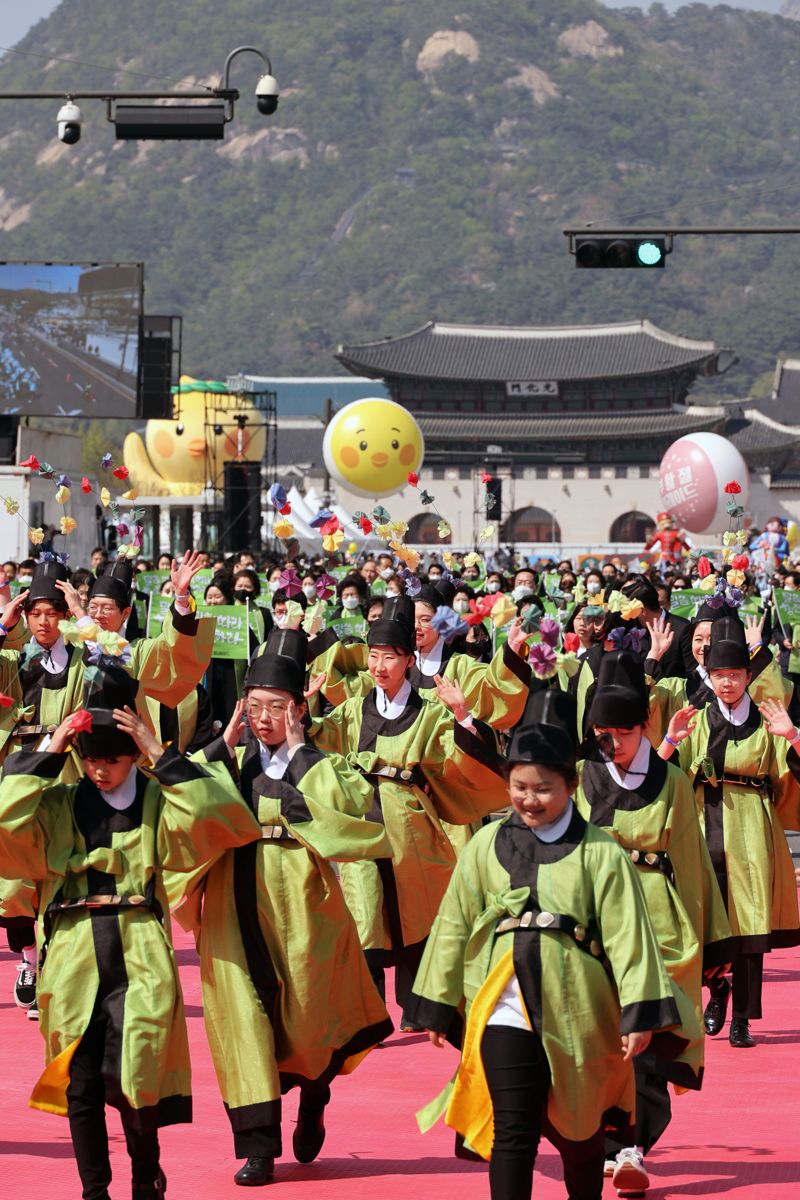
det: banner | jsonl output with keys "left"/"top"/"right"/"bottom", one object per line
{"left": 326, "top": 609, "right": 368, "bottom": 641}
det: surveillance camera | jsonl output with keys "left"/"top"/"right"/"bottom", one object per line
{"left": 255, "top": 73, "right": 279, "bottom": 116}
{"left": 56, "top": 101, "right": 83, "bottom": 145}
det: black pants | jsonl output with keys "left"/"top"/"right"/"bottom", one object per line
{"left": 67, "top": 1010, "right": 160, "bottom": 1200}
{"left": 480, "top": 1025, "right": 604, "bottom": 1200}
{"left": 6, "top": 919, "right": 36, "bottom": 953}
{"left": 232, "top": 1080, "right": 331, "bottom": 1160}
{"left": 364, "top": 940, "right": 425, "bottom": 1017}
{"left": 710, "top": 952, "right": 763, "bottom": 1019}
{"left": 605, "top": 1061, "right": 671, "bottom": 1157}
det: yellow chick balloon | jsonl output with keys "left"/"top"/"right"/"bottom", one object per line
{"left": 323, "top": 397, "right": 424, "bottom": 497}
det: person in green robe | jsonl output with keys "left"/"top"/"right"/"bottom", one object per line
{"left": 169, "top": 626, "right": 393, "bottom": 1188}
{"left": 580, "top": 651, "right": 732, "bottom": 1196}
{"left": 407, "top": 690, "right": 680, "bottom": 1200}
{"left": 0, "top": 666, "right": 256, "bottom": 1200}
{"left": 657, "top": 616, "right": 800, "bottom": 1048}
{"left": 309, "top": 595, "right": 508, "bottom": 1024}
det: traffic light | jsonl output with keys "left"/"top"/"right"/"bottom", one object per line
{"left": 574, "top": 236, "right": 667, "bottom": 269}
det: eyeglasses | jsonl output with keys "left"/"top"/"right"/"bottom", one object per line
{"left": 244, "top": 700, "right": 289, "bottom": 719}
{"left": 88, "top": 603, "right": 121, "bottom": 616}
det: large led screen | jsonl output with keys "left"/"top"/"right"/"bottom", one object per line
{"left": 0, "top": 262, "right": 143, "bottom": 417}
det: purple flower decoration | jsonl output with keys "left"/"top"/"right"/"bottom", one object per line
{"left": 316, "top": 573, "right": 337, "bottom": 600}
{"left": 431, "top": 605, "right": 468, "bottom": 644}
{"left": 405, "top": 574, "right": 422, "bottom": 597}
{"left": 279, "top": 568, "right": 302, "bottom": 597}
{"left": 57, "top": 473, "right": 72, "bottom": 488}
{"left": 529, "top": 642, "right": 558, "bottom": 678}
{"left": 269, "top": 483, "right": 288, "bottom": 510}
{"left": 310, "top": 508, "right": 334, "bottom": 529}
{"left": 116, "top": 523, "right": 129, "bottom": 537}
{"left": 724, "top": 586, "right": 744, "bottom": 608}
{"left": 538, "top": 616, "right": 560, "bottom": 648}
{"left": 101, "top": 453, "right": 113, "bottom": 470}
{"left": 608, "top": 627, "right": 647, "bottom": 653}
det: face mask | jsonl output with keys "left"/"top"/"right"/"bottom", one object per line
{"left": 587, "top": 581, "right": 602, "bottom": 595}
{"left": 268, "top": 580, "right": 280, "bottom": 594}
{"left": 234, "top": 589, "right": 252, "bottom": 603}
{"left": 428, "top": 572, "right": 441, "bottom": 581}
{"left": 17, "top": 575, "right": 32, "bottom": 585}
{"left": 379, "top": 568, "right": 394, "bottom": 580}
{"left": 512, "top": 585, "right": 533, "bottom": 602}
{"left": 274, "top": 613, "right": 287, "bottom": 627}
{"left": 302, "top": 585, "right": 317, "bottom": 599}
{"left": 454, "top": 599, "right": 470, "bottom": 614}
{"left": 342, "top": 595, "right": 361, "bottom": 611}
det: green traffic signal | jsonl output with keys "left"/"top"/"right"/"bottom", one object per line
{"left": 574, "top": 236, "right": 667, "bottom": 268}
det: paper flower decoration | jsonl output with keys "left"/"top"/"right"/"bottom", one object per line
{"left": 491, "top": 593, "right": 517, "bottom": 628}
{"left": 442, "top": 551, "right": 454, "bottom": 569}
{"left": 282, "top": 600, "right": 305, "bottom": 630}
{"left": 437, "top": 520, "right": 451, "bottom": 540}
{"left": 29, "top": 527, "right": 44, "bottom": 545}
{"left": 57, "top": 473, "right": 72, "bottom": 488}
{"left": 405, "top": 574, "right": 422, "bottom": 597}
{"left": 346, "top": 541, "right": 358, "bottom": 556}
{"left": 724, "top": 480, "right": 742, "bottom": 494}
{"left": 608, "top": 627, "right": 647, "bottom": 653}
{"left": 726, "top": 499, "right": 744, "bottom": 518}
{"left": 278, "top": 568, "right": 303, "bottom": 597}
{"left": 316, "top": 573, "right": 337, "bottom": 600}
{"left": 55, "top": 485, "right": 71, "bottom": 505}
{"left": 3, "top": 497, "right": 19, "bottom": 515}
{"left": 100, "top": 487, "right": 111, "bottom": 508}
{"left": 19, "top": 455, "right": 40, "bottom": 470}
{"left": 302, "top": 600, "right": 326, "bottom": 637}
{"left": 407, "top": 472, "right": 419, "bottom": 487}
{"left": 419, "top": 490, "right": 435, "bottom": 506}
{"left": 60, "top": 516, "right": 77, "bottom": 535}
{"left": 81, "top": 477, "right": 93, "bottom": 494}
{"left": 274, "top": 517, "right": 294, "bottom": 540}
{"left": 481, "top": 471, "right": 493, "bottom": 484}
{"left": 359, "top": 515, "right": 373, "bottom": 535}
{"left": 431, "top": 605, "right": 468, "bottom": 644}
{"left": 269, "top": 483, "right": 288, "bottom": 510}
{"left": 529, "top": 642, "right": 557, "bottom": 679}
{"left": 390, "top": 541, "right": 421, "bottom": 572}
{"left": 463, "top": 551, "right": 482, "bottom": 570}
{"left": 722, "top": 531, "right": 736, "bottom": 546}
{"left": 620, "top": 598, "right": 644, "bottom": 622}
{"left": 59, "top": 619, "right": 100, "bottom": 644}
{"left": 279, "top": 503, "right": 292, "bottom": 516}
{"left": 320, "top": 516, "right": 340, "bottom": 536}
{"left": 563, "top": 632, "right": 580, "bottom": 654}
{"left": 69, "top": 709, "right": 93, "bottom": 734}
{"left": 101, "top": 453, "right": 113, "bottom": 470}
{"left": 372, "top": 505, "right": 391, "bottom": 523}
{"left": 730, "top": 554, "right": 749, "bottom": 570}
{"left": 538, "top": 616, "right": 561, "bottom": 648}
{"left": 0, "top": 692, "right": 14, "bottom": 709}
{"left": 112, "top": 465, "right": 129, "bottom": 481}
{"left": 726, "top": 568, "right": 746, "bottom": 589}
{"left": 323, "top": 529, "right": 344, "bottom": 553}
{"left": 121, "top": 489, "right": 138, "bottom": 502}
{"left": 699, "top": 574, "right": 717, "bottom": 592}
{"left": 310, "top": 508, "right": 335, "bottom": 529}
{"left": 521, "top": 605, "right": 542, "bottom": 634}
{"left": 725, "top": 586, "right": 744, "bottom": 607}
{"left": 736, "top": 530, "right": 749, "bottom": 546}
{"left": 478, "top": 526, "right": 495, "bottom": 543}
{"left": 697, "top": 556, "right": 712, "bottom": 578}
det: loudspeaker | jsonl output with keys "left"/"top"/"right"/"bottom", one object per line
{"left": 0, "top": 416, "right": 18, "bottom": 465}
{"left": 138, "top": 315, "right": 180, "bottom": 419}
{"left": 222, "top": 461, "right": 261, "bottom": 553}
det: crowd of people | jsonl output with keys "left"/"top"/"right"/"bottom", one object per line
{"left": 0, "top": 535, "right": 797, "bottom": 1200}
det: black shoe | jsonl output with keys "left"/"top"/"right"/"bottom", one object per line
{"left": 234, "top": 1157, "right": 275, "bottom": 1186}
{"left": 729, "top": 1018, "right": 755, "bottom": 1048}
{"left": 132, "top": 1169, "right": 166, "bottom": 1199}
{"left": 293, "top": 1107, "right": 326, "bottom": 1164}
{"left": 703, "top": 978, "right": 730, "bottom": 1036}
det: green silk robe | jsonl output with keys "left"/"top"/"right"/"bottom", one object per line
{"left": 0, "top": 745, "right": 254, "bottom": 1130}
{"left": 168, "top": 736, "right": 392, "bottom": 1134}
{"left": 409, "top": 808, "right": 680, "bottom": 1149}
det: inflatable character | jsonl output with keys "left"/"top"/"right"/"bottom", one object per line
{"left": 644, "top": 512, "right": 690, "bottom": 566}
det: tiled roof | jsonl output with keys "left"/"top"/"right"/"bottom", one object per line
{"left": 337, "top": 320, "right": 726, "bottom": 383}
{"left": 770, "top": 470, "right": 800, "bottom": 489}
{"left": 417, "top": 407, "right": 725, "bottom": 443}
{"left": 726, "top": 408, "right": 800, "bottom": 456}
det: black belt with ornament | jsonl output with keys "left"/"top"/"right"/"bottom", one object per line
{"left": 496, "top": 908, "right": 604, "bottom": 959}
{"left": 627, "top": 847, "right": 674, "bottom": 883}
{"left": 698, "top": 771, "right": 772, "bottom": 799}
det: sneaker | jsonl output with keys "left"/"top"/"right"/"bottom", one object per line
{"left": 612, "top": 1147, "right": 649, "bottom": 1197}
{"left": 14, "top": 961, "right": 36, "bottom": 1009}
{"left": 26, "top": 997, "right": 38, "bottom": 1021}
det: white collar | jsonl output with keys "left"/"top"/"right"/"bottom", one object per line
{"left": 100, "top": 765, "right": 138, "bottom": 811}
{"left": 39, "top": 635, "right": 69, "bottom": 674}
{"left": 716, "top": 692, "right": 751, "bottom": 727}
{"left": 416, "top": 635, "right": 445, "bottom": 675}
{"left": 605, "top": 735, "right": 651, "bottom": 791}
{"left": 375, "top": 677, "right": 413, "bottom": 718}
{"left": 258, "top": 738, "right": 291, "bottom": 780}
{"left": 695, "top": 663, "right": 710, "bottom": 683}
{"left": 533, "top": 798, "right": 574, "bottom": 843}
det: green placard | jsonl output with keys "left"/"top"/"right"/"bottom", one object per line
{"left": 668, "top": 588, "right": 707, "bottom": 618}
{"left": 198, "top": 604, "right": 250, "bottom": 660}
{"left": 137, "top": 570, "right": 170, "bottom": 595}
{"left": 326, "top": 609, "right": 368, "bottom": 641}
{"left": 192, "top": 568, "right": 214, "bottom": 592}
{"left": 773, "top": 589, "right": 800, "bottom": 636}
{"left": 370, "top": 578, "right": 387, "bottom": 597}
{"left": 145, "top": 593, "right": 174, "bottom": 637}
{"left": 788, "top": 624, "right": 800, "bottom": 675}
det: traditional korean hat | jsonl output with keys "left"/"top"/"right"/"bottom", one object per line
{"left": 507, "top": 690, "right": 577, "bottom": 767}
{"left": 416, "top": 577, "right": 456, "bottom": 610}
{"left": 705, "top": 615, "right": 749, "bottom": 671}
{"left": 691, "top": 600, "right": 740, "bottom": 624}
{"left": 244, "top": 628, "right": 307, "bottom": 698}
{"left": 76, "top": 664, "right": 140, "bottom": 757}
{"left": 587, "top": 650, "right": 649, "bottom": 728}
{"left": 25, "top": 559, "right": 69, "bottom": 605}
{"left": 91, "top": 558, "right": 134, "bottom": 608}
{"left": 367, "top": 594, "right": 416, "bottom": 654}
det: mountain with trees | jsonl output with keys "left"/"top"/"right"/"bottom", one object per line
{"left": 2, "top": 0, "right": 800, "bottom": 397}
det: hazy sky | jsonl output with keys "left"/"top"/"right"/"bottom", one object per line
{"left": 0, "top": 1, "right": 61, "bottom": 54}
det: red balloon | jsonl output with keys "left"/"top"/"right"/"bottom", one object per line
{"left": 658, "top": 433, "right": 749, "bottom": 534}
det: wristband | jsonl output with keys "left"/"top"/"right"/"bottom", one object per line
{"left": 0, "top": 622, "right": 7, "bottom": 637}
{"left": 790, "top": 728, "right": 800, "bottom": 747}
{"left": 175, "top": 593, "right": 190, "bottom": 601}
{"left": 663, "top": 734, "right": 679, "bottom": 748}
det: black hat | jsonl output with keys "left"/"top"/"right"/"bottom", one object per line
{"left": 587, "top": 651, "right": 649, "bottom": 728}
{"left": 692, "top": 600, "right": 739, "bottom": 625}
{"left": 25, "top": 559, "right": 69, "bottom": 606}
{"left": 417, "top": 577, "right": 456, "bottom": 610}
{"left": 367, "top": 594, "right": 416, "bottom": 654}
{"left": 620, "top": 574, "right": 659, "bottom": 612}
{"left": 705, "top": 616, "right": 749, "bottom": 671}
{"left": 244, "top": 628, "right": 307, "bottom": 697}
{"left": 91, "top": 559, "right": 134, "bottom": 608}
{"left": 507, "top": 690, "right": 577, "bottom": 767}
{"left": 76, "top": 665, "right": 140, "bottom": 758}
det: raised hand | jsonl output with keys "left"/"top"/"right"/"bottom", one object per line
{"left": 666, "top": 704, "right": 697, "bottom": 745}
{"left": 303, "top": 672, "right": 327, "bottom": 701}
{"left": 758, "top": 698, "right": 797, "bottom": 742}
{"left": 743, "top": 612, "right": 766, "bottom": 650}
{"left": 223, "top": 699, "right": 247, "bottom": 754}
{"left": 55, "top": 578, "right": 88, "bottom": 620}
{"left": 112, "top": 705, "right": 165, "bottom": 764}
{"left": 49, "top": 713, "right": 82, "bottom": 755}
{"left": 0, "top": 588, "right": 29, "bottom": 631}
{"left": 433, "top": 673, "right": 469, "bottom": 722}
{"left": 645, "top": 612, "right": 674, "bottom": 662}
{"left": 506, "top": 616, "right": 531, "bottom": 656}
{"left": 170, "top": 550, "right": 204, "bottom": 598}
{"left": 284, "top": 700, "right": 306, "bottom": 750}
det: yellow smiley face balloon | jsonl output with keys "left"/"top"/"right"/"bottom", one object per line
{"left": 323, "top": 397, "right": 425, "bottom": 497}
